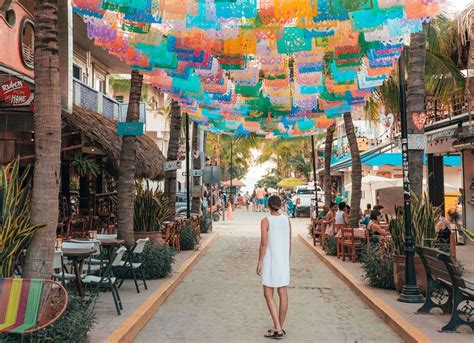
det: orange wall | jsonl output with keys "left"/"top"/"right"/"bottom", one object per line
{"left": 0, "top": 2, "right": 34, "bottom": 78}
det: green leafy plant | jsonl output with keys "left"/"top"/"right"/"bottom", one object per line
{"left": 0, "top": 295, "right": 97, "bottom": 343}
{"left": 390, "top": 193, "right": 441, "bottom": 255}
{"left": 361, "top": 246, "right": 395, "bottom": 290}
{"left": 116, "top": 242, "right": 175, "bottom": 279}
{"left": 0, "top": 159, "right": 46, "bottom": 277}
{"left": 71, "top": 153, "right": 100, "bottom": 177}
{"left": 134, "top": 181, "right": 172, "bottom": 232}
{"left": 200, "top": 211, "right": 212, "bottom": 233}
{"left": 180, "top": 224, "right": 197, "bottom": 250}
{"left": 323, "top": 236, "right": 337, "bottom": 256}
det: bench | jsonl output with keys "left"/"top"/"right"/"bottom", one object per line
{"left": 416, "top": 246, "right": 474, "bottom": 332}
{"left": 0, "top": 278, "right": 68, "bottom": 335}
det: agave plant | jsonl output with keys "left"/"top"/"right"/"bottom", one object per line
{"left": 134, "top": 181, "right": 172, "bottom": 232}
{"left": 0, "top": 158, "right": 46, "bottom": 277}
{"left": 390, "top": 193, "right": 441, "bottom": 255}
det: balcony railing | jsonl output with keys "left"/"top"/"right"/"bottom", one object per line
{"left": 73, "top": 78, "right": 120, "bottom": 120}
{"left": 425, "top": 92, "right": 469, "bottom": 126}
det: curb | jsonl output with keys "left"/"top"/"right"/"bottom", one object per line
{"left": 298, "top": 234, "right": 431, "bottom": 343}
{"left": 106, "top": 232, "right": 220, "bottom": 343}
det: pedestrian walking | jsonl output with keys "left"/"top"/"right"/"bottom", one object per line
{"left": 256, "top": 186, "right": 265, "bottom": 212}
{"left": 256, "top": 195, "right": 291, "bottom": 339}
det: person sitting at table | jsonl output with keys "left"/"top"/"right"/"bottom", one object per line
{"left": 367, "top": 210, "right": 389, "bottom": 243}
{"left": 324, "top": 202, "right": 337, "bottom": 236}
{"left": 363, "top": 204, "right": 372, "bottom": 217}
{"left": 434, "top": 209, "right": 457, "bottom": 251}
{"left": 335, "top": 202, "right": 349, "bottom": 230}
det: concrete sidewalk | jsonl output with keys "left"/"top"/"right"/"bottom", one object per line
{"left": 299, "top": 234, "right": 473, "bottom": 343}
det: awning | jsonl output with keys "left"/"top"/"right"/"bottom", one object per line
{"left": 63, "top": 106, "right": 165, "bottom": 180}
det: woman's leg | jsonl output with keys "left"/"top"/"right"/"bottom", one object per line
{"left": 277, "top": 287, "right": 288, "bottom": 329}
{"left": 263, "top": 286, "right": 281, "bottom": 331}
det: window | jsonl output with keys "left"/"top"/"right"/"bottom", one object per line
{"left": 73, "top": 65, "right": 82, "bottom": 80}
{"left": 115, "top": 95, "right": 124, "bottom": 103}
{"left": 97, "top": 79, "right": 106, "bottom": 93}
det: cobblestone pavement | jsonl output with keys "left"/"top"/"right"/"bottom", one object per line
{"left": 135, "top": 210, "right": 401, "bottom": 343}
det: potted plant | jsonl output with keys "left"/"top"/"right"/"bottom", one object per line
{"left": 390, "top": 193, "right": 440, "bottom": 295}
{"left": 134, "top": 181, "right": 172, "bottom": 245}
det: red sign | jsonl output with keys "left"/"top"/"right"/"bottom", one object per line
{"left": 412, "top": 112, "right": 427, "bottom": 131}
{"left": 0, "top": 79, "right": 32, "bottom": 106}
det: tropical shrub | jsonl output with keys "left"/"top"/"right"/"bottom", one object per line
{"left": 361, "top": 245, "right": 395, "bottom": 290}
{"left": 390, "top": 193, "right": 441, "bottom": 255}
{"left": 0, "top": 159, "right": 46, "bottom": 277}
{"left": 180, "top": 224, "right": 197, "bottom": 250}
{"left": 115, "top": 242, "right": 175, "bottom": 279}
{"left": 0, "top": 295, "right": 97, "bottom": 343}
{"left": 71, "top": 153, "right": 100, "bottom": 177}
{"left": 200, "top": 211, "right": 212, "bottom": 233}
{"left": 323, "top": 236, "right": 337, "bottom": 256}
{"left": 134, "top": 181, "right": 172, "bottom": 232}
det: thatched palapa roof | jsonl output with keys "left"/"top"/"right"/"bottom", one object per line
{"left": 63, "top": 106, "right": 165, "bottom": 180}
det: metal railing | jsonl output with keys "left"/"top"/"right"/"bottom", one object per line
{"left": 73, "top": 78, "right": 120, "bottom": 120}
{"left": 425, "top": 92, "right": 469, "bottom": 126}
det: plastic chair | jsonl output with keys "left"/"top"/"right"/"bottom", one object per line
{"left": 117, "top": 238, "right": 149, "bottom": 293}
{"left": 82, "top": 246, "right": 127, "bottom": 315}
{"left": 96, "top": 233, "right": 117, "bottom": 240}
{"left": 52, "top": 250, "right": 77, "bottom": 286}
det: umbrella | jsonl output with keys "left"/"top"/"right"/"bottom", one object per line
{"left": 346, "top": 175, "right": 398, "bottom": 191}
{"left": 277, "top": 178, "right": 306, "bottom": 187}
{"left": 222, "top": 178, "right": 246, "bottom": 188}
{"left": 267, "top": 187, "right": 278, "bottom": 194}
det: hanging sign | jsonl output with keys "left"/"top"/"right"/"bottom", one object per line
{"left": 0, "top": 80, "right": 32, "bottom": 106}
{"left": 117, "top": 122, "right": 144, "bottom": 136}
{"left": 412, "top": 112, "right": 427, "bottom": 131}
{"left": 380, "top": 113, "right": 394, "bottom": 129}
{"left": 163, "top": 160, "right": 182, "bottom": 171}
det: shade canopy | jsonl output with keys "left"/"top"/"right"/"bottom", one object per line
{"left": 277, "top": 178, "right": 306, "bottom": 187}
{"left": 345, "top": 175, "right": 398, "bottom": 191}
{"left": 73, "top": 0, "right": 441, "bottom": 137}
{"left": 222, "top": 178, "right": 246, "bottom": 187}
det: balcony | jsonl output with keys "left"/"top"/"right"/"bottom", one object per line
{"left": 73, "top": 78, "right": 120, "bottom": 120}
{"left": 425, "top": 92, "right": 469, "bottom": 127}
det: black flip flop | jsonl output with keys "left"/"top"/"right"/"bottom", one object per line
{"left": 264, "top": 330, "right": 284, "bottom": 339}
{"left": 267, "top": 329, "right": 286, "bottom": 335}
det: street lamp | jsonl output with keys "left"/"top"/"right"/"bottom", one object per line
{"left": 397, "top": 48, "right": 424, "bottom": 303}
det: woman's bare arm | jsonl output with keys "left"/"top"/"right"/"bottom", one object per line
{"left": 257, "top": 218, "right": 269, "bottom": 275}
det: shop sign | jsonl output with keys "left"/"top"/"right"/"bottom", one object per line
{"left": 0, "top": 80, "right": 32, "bottom": 106}
{"left": 427, "top": 128, "right": 457, "bottom": 143}
{"left": 117, "top": 122, "right": 144, "bottom": 136}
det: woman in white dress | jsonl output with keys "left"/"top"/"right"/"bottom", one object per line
{"left": 256, "top": 195, "right": 291, "bottom": 339}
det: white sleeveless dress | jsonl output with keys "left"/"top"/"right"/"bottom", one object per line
{"left": 262, "top": 215, "right": 291, "bottom": 288}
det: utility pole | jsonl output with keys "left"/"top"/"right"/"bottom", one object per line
{"left": 311, "top": 135, "right": 319, "bottom": 219}
{"left": 185, "top": 112, "right": 191, "bottom": 219}
{"left": 397, "top": 48, "right": 424, "bottom": 303}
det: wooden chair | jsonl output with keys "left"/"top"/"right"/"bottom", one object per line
{"left": 340, "top": 228, "right": 364, "bottom": 263}
{"left": 312, "top": 218, "right": 324, "bottom": 246}
{"left": 0, "top": 278, "right": 68, "bottom": 335}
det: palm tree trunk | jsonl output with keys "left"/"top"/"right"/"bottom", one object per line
{"left": 117, "top": 70, "right": 143, "bottom": 246}
{"left": 164, "top": 100, "right": 182, "bottom": 220}
{"left": 324, "top": 123, "right": 335, "bottom": 207}
{"left": 343, "top": 112, "right": 362, "bottom": 228}
{"left": 23, "top": 0, "right": 61, "bottom": 278}
{"left": 407, "top": 26, "right": 428, "bottom": 199}
{"left": 191, "top": 121, "right": 201, "bottom": 213}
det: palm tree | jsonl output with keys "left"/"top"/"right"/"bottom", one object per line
{"left": 23, "top": 0, "right": 61, "bottom": 278}
{"left": 343, "top": 112, "right": 362, "bottom": 228}
{"left": 164, "top": 100, "right": 182, "bottom": 220}
{"left": 191, "top": 121, "right": 201, "bottom": 213}
{"left": 406, "top": 27, "right": 428, "bottom": 198}
{"left": 456, "top": 4, "right": 474, "bottom": 119}
{"left": 117, "top": 70, "right": 143, "bottom": 245}
{"left": 323, "top": 123, "right": 336, "bottom": 207}
{"left": 289, "top": 154, "right": 312, "bottom": 181}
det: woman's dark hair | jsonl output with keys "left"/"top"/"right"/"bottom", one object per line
{"left": 373, "top": 205, "right": 384, "bottom": 211}
{"left": 338, "top": 202, "right": 346, "bottom": 210}
{"left": 370, "top": 209, "right": 381, "bottom": 221}
{"left": 268, "top": 195, "right": 282, "bottom": 211}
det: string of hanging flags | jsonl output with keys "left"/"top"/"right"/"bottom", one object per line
{"left": 72, "top": 0, "right": 442, "bottom": 138}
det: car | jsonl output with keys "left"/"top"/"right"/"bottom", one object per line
{"left": 175, "top": 192, "right": 188, "bottom": 214}
{"left": 291, "top": 185, "right": 324, "bottom": 217}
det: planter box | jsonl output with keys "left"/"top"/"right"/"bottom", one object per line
{"left": 134, "top": 231, "right": 162, "bottom": 246}
{"left": 392, "top": 254, "right": 427, "bottom": 295}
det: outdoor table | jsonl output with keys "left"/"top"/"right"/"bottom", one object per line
{"left": 98, "top": 239, "right": 125, "bottom": 261}
{"left": 62, "top": 248, "right": 97, "bottom": 297}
